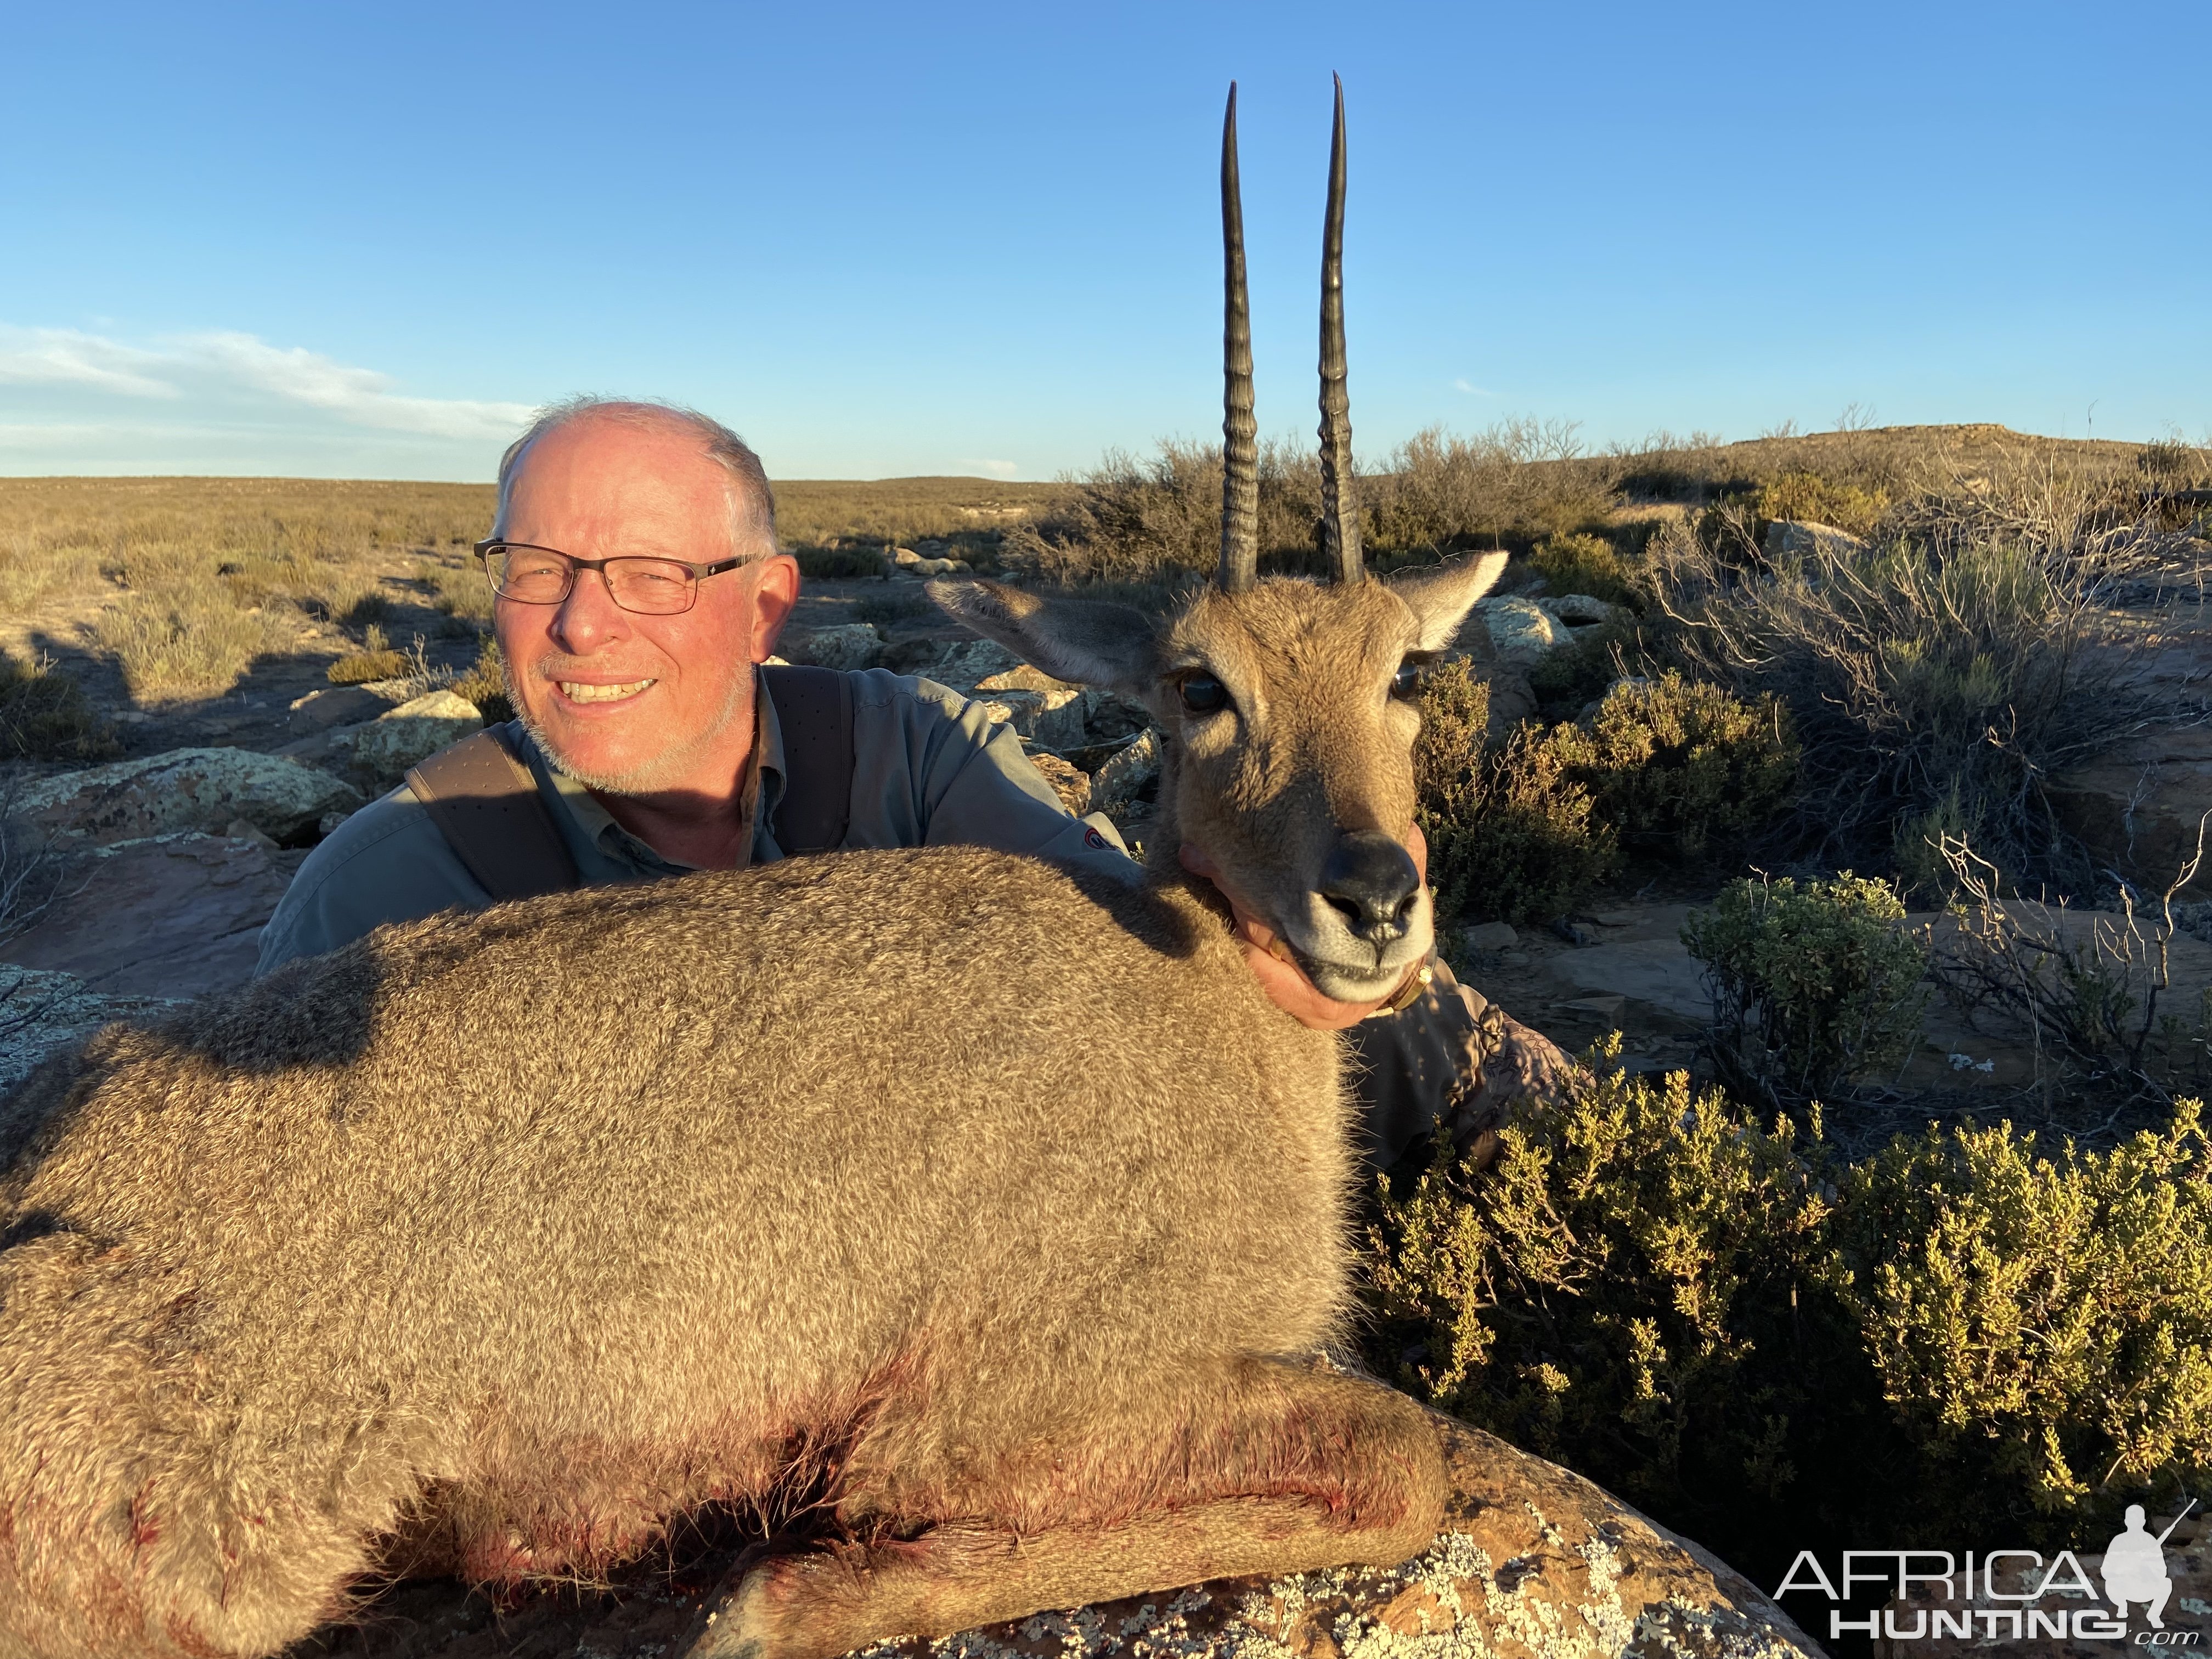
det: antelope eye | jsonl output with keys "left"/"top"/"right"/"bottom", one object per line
{"left": 1390, "top": 659, "right": 1425, "bottom": 699}
{"left": 1180, "top": 673, "right": 1229, "bottom": 715}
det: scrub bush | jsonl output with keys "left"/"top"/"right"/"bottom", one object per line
{"left": 1367, "top": 1051, "right": 2212, "bottom": 1585}
{"left": 1414, "top": 664, "right": 1798, "bottom": 926}
{"left": 1681, "top": 872, "right": 1929, "bottom": 1105}
{"left": 0, "top": 655, "right": 120, "bottom": 763}
{"left": 325, "top": 624, "right": 410, "bottom": 686}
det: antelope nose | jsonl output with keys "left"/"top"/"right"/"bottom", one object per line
{"left": 1317, "top": 832, "right": 1422, "bottom": 942}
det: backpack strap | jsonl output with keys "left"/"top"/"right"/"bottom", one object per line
{"left": 760, "top": 664, "right": 855, "bottom": 855}
{"left": 405, "top": 725, "right": 581, "bottom": 901}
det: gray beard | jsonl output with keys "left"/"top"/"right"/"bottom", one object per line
{"left": 510, "top": 663, "right": 752, "bottom": 798}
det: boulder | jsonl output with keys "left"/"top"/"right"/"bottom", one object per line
{"left": 1085, "top": 692, "right": 1153, "bottom": 742}
{"left": 970, "top": 687, "right": 1093, "bottom": 751}
{"left": 16, "top": 747, "right": 363, "bottom": 846}
{"left": 1541, "top": 592, "right": 1627, "bottom": 627}
{"left": 0, "top": 832, "right": 296, "bottom": 1000}
{"left": 1090, "top": 730, "right": 1161, "bottom": 815}
{"left": 292, "top": 1407, "right": 1816, "bottom": 1659}
{"left": 930, "top": 639, "right": 1027, "bottom": 693}
{"left": 1475, "top": 596, "right": 1570, "bottom": 669}
{"left": 1457, "top": 920, "right": 1519, "bottom": 953}
{"left": 1026, "top": 751, "right": 1092, "bottom": 816}
{"left": 780, "top": 622, "right": 885, "bottom": 673}
{"left": 346, "top": 690, "right": 485, "bottom": 779}
{"left": 286, "top": 684, "right": 403, "bottom": 733}
{"left": 975, "top": 664, "right": 1081, "bottom": 696}
{"left": 1762, "top": 520, "right": 1870, "bottom": 561}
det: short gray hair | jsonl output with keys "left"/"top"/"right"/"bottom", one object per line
{"left": 494, "top": 396, "right": 779, "bottom": 557}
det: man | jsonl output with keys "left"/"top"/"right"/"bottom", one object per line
{"left": 258, "top": 398, "right": 1555, "bottom": 1163}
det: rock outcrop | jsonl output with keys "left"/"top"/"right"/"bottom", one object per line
{"left": 0, "top": 831, "right": 297, "bottom": 998}
{"left": 783, "top": 622, "right": 888, "bottom": 672}
{"left": 345, "top": 690, "right": 486, "bottom": 778}
{"left": 16, "top": 747, "right": 362, "bottom": 846}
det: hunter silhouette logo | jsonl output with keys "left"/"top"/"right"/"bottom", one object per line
{"left": 1778, "top": 1499, "right": 2203, "bottom": 1644}
{"left": 2107, "top": 1501, "right": 2196, "bottom": 1629}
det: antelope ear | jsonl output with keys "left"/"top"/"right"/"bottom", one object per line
{"left": 1384, "top": 551, "right": 1510, "bottom": 652}
{"left": 926, "top": 579, "right": 1157, "bottom": 695}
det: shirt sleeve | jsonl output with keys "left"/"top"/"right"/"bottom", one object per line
{"left": 252, "top": 786, "right": 494, "bottom": 976}
{"left": 840, "top": 669, "right": 1144, "bottom": 885}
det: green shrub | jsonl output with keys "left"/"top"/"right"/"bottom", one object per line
{"left": 1580, "top": 672, "right": 1798, "bottom": 857}
{"left": 1367, "top": 1056, "right": 2212, "bottom": 1583}
{"left": 1415, "top": 661, "right": 1616, "bottom": 926}
{"left": 326, "top": 623, "right": 410, "bottom": 686}
{"left": 1682, "top": 872, "right": 1929, "bottom": 1104}
{"left": 1753, "top": 470, "right": 1891, "bottom": 536}
{"left": 1416, "top": 664, "right": 1796, "bottom": 926}
{"left": 1526, "top": 532, "right": 1639, "bottom": 608}
{"left": 0, "top": 655, "right": 121, "bottom": 763}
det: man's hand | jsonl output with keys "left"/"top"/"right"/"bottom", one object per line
{"left": 1180, "top": 822, "right": 1431, "bottom": 1032}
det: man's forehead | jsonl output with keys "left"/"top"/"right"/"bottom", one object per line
{"left": 503, "top": 415, "right": 738, "bottom": 538}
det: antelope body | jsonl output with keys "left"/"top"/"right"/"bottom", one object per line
{"left": 0, "top": 83, "right": 1507, "bottom": 1659}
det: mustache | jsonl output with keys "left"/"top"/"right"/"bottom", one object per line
{"left": 528, "top": 657, "right": 664, "bottom": 681}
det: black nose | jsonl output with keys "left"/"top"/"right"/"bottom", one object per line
{"left": 1316, "top": 832, "right": 1422, "bottom": 943}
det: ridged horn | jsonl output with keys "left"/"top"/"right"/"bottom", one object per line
{"left": 1219, "top": 82, "right": 1258, "bottom": 593}
{"left": 1317, "top": 73, "right": 1362, "bottom": 584}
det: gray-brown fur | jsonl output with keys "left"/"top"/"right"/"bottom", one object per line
{"left": 0, "top": 559, "right": 1503, "bottom": 1659}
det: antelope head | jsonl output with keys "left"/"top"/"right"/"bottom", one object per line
{"left": 935, "top": 79, "right": 1505, "bottom": 1004}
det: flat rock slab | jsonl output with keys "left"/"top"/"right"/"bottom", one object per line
{"left": 0, "top": 832, "right": 298, "bottom": 997}
{"left": 295, "top": 1413, "right": 1814, "bottom": 1659}
{"left": 20, "top": 746, "right": 361, "bottom": 845}
{"left": 0, "top": 966, "right": 179, "bottom": 1095}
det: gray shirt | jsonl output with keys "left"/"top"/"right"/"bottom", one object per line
{"left": 254, "top": 667, "right": 1140, "bottom": 975}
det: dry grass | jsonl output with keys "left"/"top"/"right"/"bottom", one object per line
{"left": 0, "top": 475, "right": 1056, "bottom": 704}
{"left": 0, "top": 477, "right": 493, "bottom": 701}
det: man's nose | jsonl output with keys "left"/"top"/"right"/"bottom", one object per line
{"left": 549, "top": 566, "right": 633, "bottom": 652}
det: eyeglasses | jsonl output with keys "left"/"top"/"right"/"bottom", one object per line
{"left": 474, "top": 539, "right": 755, "bottom": 617}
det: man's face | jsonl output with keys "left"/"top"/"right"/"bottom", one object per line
{"left": 493, "top": 415, "right": 798, "bottom": 797}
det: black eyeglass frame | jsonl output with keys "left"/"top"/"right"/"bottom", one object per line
{"left": 473, "top": 538, "right": 754, "bottom": 616}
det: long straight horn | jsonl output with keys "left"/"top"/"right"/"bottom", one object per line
{"left": 1219, "top": 82, "right": 1258, "bottom": 592}
{"left": 1317, "top": 73, "right": 1362, "bottom": 584}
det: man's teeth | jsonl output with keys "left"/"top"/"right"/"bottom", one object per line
{"left": 559, "top": 679, "right": 656, "bottom": 703}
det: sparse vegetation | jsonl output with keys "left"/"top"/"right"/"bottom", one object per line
{"left": 325, "top": 624, "right": 411, "bottom": 686}
{"left": 1525, "top": 531, "right": 1640, "bottom": 608}
{"left": 1647, "top": 461, "right": 2171, "bottom": 890}
{"left": 1367, "top": 1051, "right": 2212, "bottom": 1582}
{"left": 0, "top": 655, "right": 119, "bottom": 763}
{"left": 1683, "top": 872, "right": 1930, "bottom": 1107}
{"left": 1414, "top": 661, "right": 1615, "bottom": 927}
{"left": 448, "top": 634, "right": 513, "bottom": 724}
{"left": 1415, "top": 663, "right": 1797, "bottom": 926}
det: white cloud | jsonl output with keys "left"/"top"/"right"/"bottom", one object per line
{"left": 0, "top": 324, "right": 535, "bottom": 459}
{"left": 179, "top": 331, "right": 533, "bottom": 439}
{"left": 0, "top": 328, "right": 180, "bottom": 398}
{"left": 958, "top": 456, "right": 1021, "bottom": 480}
{"left": 1453, "top": 378, "right": 1497, "bottom": 398}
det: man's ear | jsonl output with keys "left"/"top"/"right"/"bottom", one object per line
{"left": 926, "top": 579, "right": 1156, "bottom": 694}
{"left": 1383, "top": 551, "right": 1510, "bottom": 652}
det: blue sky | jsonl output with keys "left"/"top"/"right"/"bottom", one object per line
{"left": 2, "top": 1, "right": 2205, "bottom": 482}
